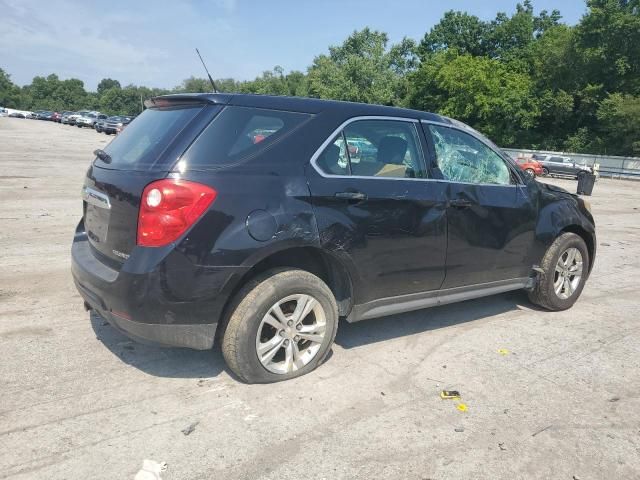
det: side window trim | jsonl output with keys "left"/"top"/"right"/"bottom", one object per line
{"left": 420, "top": 119, "right": 523, "bottom": 186}
{"left": 418, "top": 121, "right": 444, "bottom": 180}
{"left": 310, "top": 115, "right": 432, "bottom": 181}
{"left": 341, "top": 130, "right": 353, "bottom": 176}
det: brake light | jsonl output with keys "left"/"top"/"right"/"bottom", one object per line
{"left": 137, "top": 179, "right": 217, "bottom": 247}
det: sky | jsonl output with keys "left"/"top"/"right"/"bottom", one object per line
{"left": 0, "top": 0, "right": 587, "bottom": 91}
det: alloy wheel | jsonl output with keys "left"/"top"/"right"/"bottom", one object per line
{"left": 553, "top": 247, "right": 583, "bottom": 299}
{"left": 255, "top": 294, "right": 327, "bottom": 374}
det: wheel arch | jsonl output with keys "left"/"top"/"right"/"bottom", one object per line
{"left": 534, "top": 197, "right": 596, "bottom": 275}
{"left": 222, "top": 246, "right": 356, "bottom": 322}
{"left": 559, "top": 224, "right": 595, "bottom": 274}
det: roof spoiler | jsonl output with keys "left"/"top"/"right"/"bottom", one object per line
{"left": 144, "top": 93, "right": 234, "bottom": 109}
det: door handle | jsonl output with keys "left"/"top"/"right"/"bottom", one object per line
{"left": 335, "top": 191, "right": 368, "bottom": 201}
{"left": 448, "top": 198, "right": 473, "bottom": 209}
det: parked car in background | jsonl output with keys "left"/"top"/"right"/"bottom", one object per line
{"left": 67, "top": 111, "right": 89, "bottom": 125}
{"left": 515, "top": 157, "right": 543, "bottom": 177}
{"left": 58, "top": 111, "right": 73, "bottom": 123}
{"left": 95, "top": 117, "right": 106, "bottom": 133}
{"left": 51, "top": 112, "right": 61, "bottom": 122}
{"left": 76, "top": 112, "right": 97, "bottom": 128}
{"left": 533, "top": 154, "right": 592, "bottom": 179}
{"left": 71, "top": 93, "right": 596, "bottom": 383}
{"left": 77, "top": 112, "right": 107, "bottom": 128}
{"left": 8, "top": 112, "right": 26, "bottom": 119}
{"left": 101, "top": 115, "right": 134, "bottom": 135}
{"left": 61, "top": 112, "right": 76, "bottom": 124}
{"left": 346, "top": 138, "right": 379, "bottom": 164}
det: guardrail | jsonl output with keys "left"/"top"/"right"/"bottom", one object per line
{"left": 502, "top": 148, "right": 640, "bottom": 180}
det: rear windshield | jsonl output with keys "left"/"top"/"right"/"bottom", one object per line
{"left": 99, "top": 105, "right": 203, "bottom": 170}
{"left": 181, "top": 106, "right": 311, "bottom": 169}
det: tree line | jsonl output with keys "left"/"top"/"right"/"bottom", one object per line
{"left": 1, "top": 0, "right": 638, "bottom": 156}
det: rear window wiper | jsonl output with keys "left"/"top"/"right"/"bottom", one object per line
{"left": 93, "top": 149, "right": 112, "bottom": 164}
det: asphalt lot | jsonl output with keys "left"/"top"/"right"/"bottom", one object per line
{"left": 1, "top": 118, "right": 639, "bottom": 480}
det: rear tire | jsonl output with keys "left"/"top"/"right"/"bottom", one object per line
{"left": 528, "top": 232, "right": 589, "bottom": 311}
{"left": 221, "top": 268, "right": 338, "bottom": 383}
{"left": 525, "top": 168, "right": 535, "bottom": 178}
{"left": 542, "top": 167, "right": 549, "bottom": 176}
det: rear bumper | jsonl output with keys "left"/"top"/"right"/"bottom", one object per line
{"left": 81, "top": 292, "right": 218, "bottom": 350}
{"left": 71, "top": 227, "right": 247, "bottom": 350}
{"left": 83, "top": 297, "right": 218, "bottom": 350}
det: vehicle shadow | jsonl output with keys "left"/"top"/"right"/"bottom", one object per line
{"left": 335, "top": 290, "right": 536, "bottom": 349}
{"left": 90, "top": 311, "right": 226, "bottom": 379}
{"left": 90, "top": 290, "right": 537, "bottom": 378}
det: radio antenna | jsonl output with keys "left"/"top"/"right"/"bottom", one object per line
{"left": 195, "top": 48, "right": 218, "bottom": 93}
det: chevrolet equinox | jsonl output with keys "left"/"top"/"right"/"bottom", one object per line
{"left": 72, "top": 93, "right": 596, "bottom": 383}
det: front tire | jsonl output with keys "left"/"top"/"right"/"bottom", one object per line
{"left": 528, "top": 232, "right": 589, "bottom": 311}
{"left": 542, "top": 167, "right": 549, "bottom": 176}
{"left": 221, "top": 268, "right": 338, "bottom": 383}
{"left": 525, "top": 168, "right": 535, "bottom": 178}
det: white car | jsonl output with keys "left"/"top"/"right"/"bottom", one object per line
{"left": 66, "top": 111, "right": 89, "bottom": 125}
{"left": 76, "top": 112, "right": 97, "bottom": 128}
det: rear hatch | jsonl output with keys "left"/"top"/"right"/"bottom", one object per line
{"left": 82, "top": 98, "right": 222, "bottom": 265}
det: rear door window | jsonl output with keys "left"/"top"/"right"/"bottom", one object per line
{"left": 99, "top": 105, "right": 204, "bottom": 170}
{"left": 315, "top": 119, "right": 427, "bottom": 179}
{"left": 182, "top": 106, "right": 311, "bottom": 169}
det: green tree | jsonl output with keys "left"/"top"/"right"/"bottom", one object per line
{"left": 596, "top": 93, "right": 640, "bottom": 155}
{"left": 407, "top": 51, "right": 539, "bottom": 145}
{"left": 239, "top": 67, "right": 290, "bottom": 95}
{"left": 215, "top": 78, "right": 242, "bottom": 92}
{"left": 486, "top": 1, "right": 561, "bottom": 63}
{"left": 419, "top": 11, "right": 489, "bottom": 58}
{"left": 284, "top": 71, "right": 308, "bottom": 96}
{"left": 576, "top": 0, "right": 640, "bottom": 94}
{"left": 55, "top": 78, "right": 90, "bottom": 110}
{"left": 176, "top": 76, "right": 214, "bottom": 93}
{"left": 307, "top": 28, "right": 416, "bottom": 105}
{"left": 99, "top": 84, "right": 167, "bottom": 115}
{"left": 97, "top": 78, "right": 121, "bottom": 95}
{"left": 420, "top": 2, "right": 561, "bottom": 65}
{"left": 0, "top": 68, "right": 26, "bottom": 108}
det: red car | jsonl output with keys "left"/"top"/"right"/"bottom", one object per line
{"left": 515, "top": 157, "right": 543, "bottom": 177}
{"left": 51, "top": 112, "right": 61, "bottom": 123}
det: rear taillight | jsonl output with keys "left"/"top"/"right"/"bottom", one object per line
{"left": 137, "top": 179, "right": 217, "bottom": 247}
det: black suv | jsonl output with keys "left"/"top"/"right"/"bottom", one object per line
{"left": 72, "top": 94, "right": 596, "bottom": 383}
